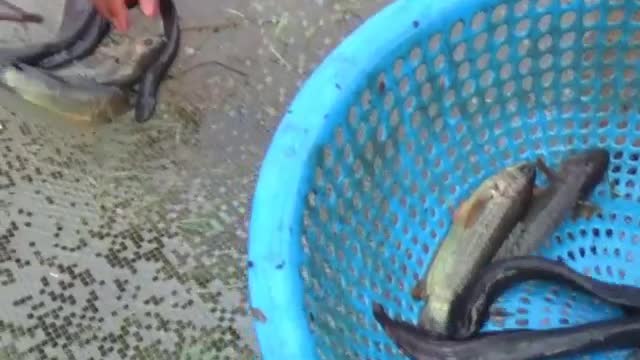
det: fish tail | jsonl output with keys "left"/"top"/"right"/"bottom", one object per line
{"left": 134, "top": 93, "right": 157, "bottom": 123}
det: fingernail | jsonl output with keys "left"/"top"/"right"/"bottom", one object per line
{"left": 140, "top": 1, "right": 159, "bottom": 17}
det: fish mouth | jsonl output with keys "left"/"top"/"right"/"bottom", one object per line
{"left": 511, "top": 162, "right": 536, "bottom": 178}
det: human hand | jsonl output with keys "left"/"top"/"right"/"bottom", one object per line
{"left": 91, "top": 0, "right": 159, "bottom": 32}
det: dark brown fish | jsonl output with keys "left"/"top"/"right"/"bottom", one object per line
{"left": 448, "top": 256, "right": 640, "bottom": 339}
{"left": 373, "top": 303, "right": 640, "bottom": 360}
{"left": 134, "top": 0, "right": 180, "bottom": 122}
{"left": 493, "top": 148, "right": 610, "bottom": 260}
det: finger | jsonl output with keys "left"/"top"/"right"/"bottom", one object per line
{"left": 139, "top": 0, "right": 159, "bottom": 17}
{"left": 111, "top": 1, "right": 130, "bottom": 32}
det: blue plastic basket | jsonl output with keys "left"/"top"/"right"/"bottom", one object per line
{"left": 249, "top": 0, "right": 640, "bottom": 358}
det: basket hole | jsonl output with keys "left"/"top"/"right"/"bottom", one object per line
{"left": 472, "top": 11, "right": 487, "bottom": 30}
{"left": 624, "top": 68, "right": 636, "bottom": 82}
{"left": 497, "top": 44, "right": 509, "bottom": 62}
{"left": 466, "top": 97, "right": 479, "bottom": 113}
{"left": 601, "top": 84, "right": 614, "bottom": 98}
{"left": 421, "top": 83, "right": 432, "bottom": 101}
{"left": 537, "top": 34, "right": 552, "bottom": 51}
{"left": 415, "top": 64, "right": 427, "bottom": 82}
{"left": 539, "top": 54, "right": 553, "bottom": 70}
{"left": 368, "top": 110, "right": 379, "bottom": 127}
{"left": 632, "top": 30, "right": 640, "bottom": 45}
{"left": 514, "top": 0, "right": 528, "bottom": 16}
{"left": 491, "top": 4, "right": 507, "bottom": 23}
{"left": 476, "top": 53, "right": 490, "bottom": 70}
{"left": 560, "top": 50, "right": 574, "bottom": 66}
{"left": 583, "top": 49, "right": 594, "bottom": 64}
{"left": 454, "top": 43, "right": 467, "bottom": 62}
{"left": 522, "top": 76, "right": 533, "bottom": 91}
{"left": 494, "top": 24, "right": 507, "bottom": 43}
{"left": 518, "top": 38, "right": 531, "bottom": 55}
{"left": 516, "top": 18, "right": 531, "bottom": 35}
{"left": 559, "top": 31, "right": 576, "bottom": 49}
{"left": 608, "top": 9, "right": 625, "bottom": 24}
{"left": 503, "top": 80, "right": 516, "bottom": 95}
{"left": 536, "top": 0, "right": 551, "bottom": 11}
{"left": 384, "top": 92, "right": 394, "bottom": 110}
{"left": 450, "top": 20, "right": 464, "bottom": 41}
{"left": 400, "top": 77, "right": 410, "bottom": 96}
{"left": 561, "top": 11, "right": 576, "bottom": 28}
{"left": 404, "top": 96, "right": 415, "bottom": 111}
{"left": 429, "top": 33, "right": 442, "bottom": 51}
{"left": 499, "top": 63, "right": 512, "bottom": 80}
{"left": 583, "top": 30, "right": 597, "bottom": 46}
{"left": 519, "top": 58, "right": 532, "bottom": 74}
{"left": 583, "top": 10, "right": 599, "bottom": 26}
{"left": 480, "top": 70, "right": 495, "bottom": 88}
{"left": 458, "top": 61, "right": 471, "bottom": 80}
{"left": 581, "top": 69, "right": 595, "bottom": 82}
{"left": 348, "top": 107, "right": 359, "bottom": 128}
{"left": 434, "top": 54, "right": 445, "bottom": 71}
{"left": 474, "top": 32, "right": 488, "bottom": 51}
{"left": 541, "top": 72, "right": 554, "bottom": 88}
{"left": 361, "top": 90, "right": 372, "bottom": 109}
{"left": 393, "top": 59, "right": 404, "bottom": 78}
{"left": 538, "top": 14, "right": 551, "bottom": 32}
{"left": 409, "top": 47, "right": 423, "bottom": 64}
{"left": 606, "top": 29, "right": 622, "bottom": 45}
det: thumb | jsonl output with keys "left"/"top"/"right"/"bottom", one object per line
{"left": 139, "top": 0, "right": 160, "bottom": 17}
{"left": 111, "top": 4, "right": 130, "bottom": 32}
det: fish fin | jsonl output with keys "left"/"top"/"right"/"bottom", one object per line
{"left": 536, "top": 158, "right": 562, "bottom": 184}
{"left": 572, "top": 201, "right": 601, "bottom": 220}
{"left": 372, "top": 302, "right": 390, "bottom": 326}
{"left": 411, "top": 281, "right": 428, "bottom": 301}
{"left": 458, "top": 192, "right": 492, "bottom": 229}
{"left": 609, "top": 181, "right": 623, "bottom": 199}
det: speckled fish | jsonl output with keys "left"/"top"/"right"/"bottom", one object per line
{"left": 493, "top": 148, "right": 610, "bottom": 260}
{"left": 50, "top": 33, "right": 166, "bottom": 87}
{"left": 374, "top": 303, "right": 640, "bottom": 360}
{"left": 0, "top": 63, "right": 129, "bottom": 123}
{"left": 448, "top": 256, "right": 640, "bottom": 339}
{"left": 134, "top": 0, "right": 180, "bottom": 122}
{"left": 418, "top": 163, "right": 536, "bottom": 335}
{"left": 0, "top": 0, "right": 96, "bottom": 65}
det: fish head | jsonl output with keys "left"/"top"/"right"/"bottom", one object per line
{"left": 454, "top": 162, "right": 535, "bottom": 227}
{"left": 494, "top": 162, "right": 536, "bottom": 196}
{"left": 134, "top": 35, "right": 166, "bottom": 55}
{"left": 560, "top": 148, "right": 610, "bottom": 194}
{"left": 133, "top": 35, "right": 167, "bottom": 66}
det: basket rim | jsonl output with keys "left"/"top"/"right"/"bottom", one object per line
{"left": 248, "top": 0, "right": 498, "bottom": 358}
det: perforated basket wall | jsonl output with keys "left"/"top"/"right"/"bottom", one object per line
{"left": 249, "top": 0, "right": 640, "bottom": 359}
